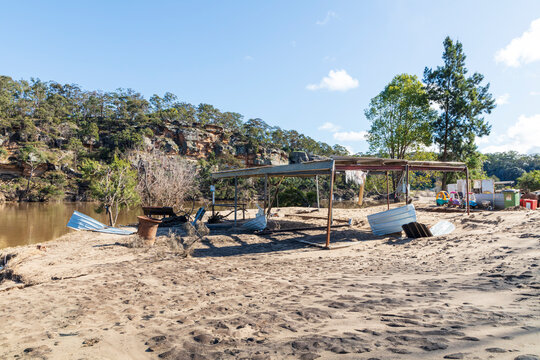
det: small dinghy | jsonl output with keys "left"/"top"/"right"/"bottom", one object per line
{"left": 240, "top": 205, "right": 267, "bottom": 231}
{"left": 67, "top": 211, "right": 135, "bottom": 235}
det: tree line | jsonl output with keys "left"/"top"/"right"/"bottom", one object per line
{"left": 0, "top": 77, "right": 347, "bottom": 159}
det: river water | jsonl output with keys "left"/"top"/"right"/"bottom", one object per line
{"left": 0, "top": 202, "right": 142, "bottom": 249}
{"left": 0, "top": 200, "right": 361, "bottom": 249}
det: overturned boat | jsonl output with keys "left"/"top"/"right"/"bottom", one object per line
{"left": 67, "top": 211, "right": 135, "bottom": 235}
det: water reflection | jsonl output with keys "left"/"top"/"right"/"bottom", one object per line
{"left": 0, "top": 202, "right": 141, "bottom": 249}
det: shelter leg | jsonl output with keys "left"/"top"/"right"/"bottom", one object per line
{"left": 465, "top": 168, "right": 470, "bottom": 215}
{"left": 386, "top": 171, "right": 390, "bottom": 210}
{"left": 326, "top": 167, "right": 335, "bottom": 248}
{"left": 315, "top": 175, "right": 320, "bottom": 209}
{"left": 264, "top": 175, "right": 268, "bottom": 212}
{"left": 405, "top": 165, "right": 410, "bottom": 204}
{"left": 234, "top": 177, "right": 238, "bottom": 226}
{"left": 358, "top": 182, "right": 364, "bottom": 206}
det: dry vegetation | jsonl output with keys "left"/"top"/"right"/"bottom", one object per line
{"left": 129, "top": 149, "right": 197, "bottom": 212}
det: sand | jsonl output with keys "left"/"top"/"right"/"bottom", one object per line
{"left": 0, "top": 203, "right": 539, "bottom": 359}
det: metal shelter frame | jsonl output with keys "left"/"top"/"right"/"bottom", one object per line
{"left": 211, "top": 156, "right": 469, "bottom": 248}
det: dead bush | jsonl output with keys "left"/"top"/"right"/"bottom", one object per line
{"left": 164, "top": 230, "right": 200, "bottom": 258}
{"left": 196, "top": 222, "right": 210, "bottom": 236}
{"left": 128, "top": 149, "right": 197, "bottom": 212}
{"left": 126, "top": 235, "right": 145, "bottom": 248}
{"left": 183, "top": 222, "right": 196, "bottom": 237}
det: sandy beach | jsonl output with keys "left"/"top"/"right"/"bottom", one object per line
{"left": 0, "top": 203, "right": 539, "bottom": 359}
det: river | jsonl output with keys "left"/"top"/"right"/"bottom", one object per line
{"left": 0, "top": 202, "right": 142, "bottom": 249}
{"left": 0, "top": 200, "right": 361, "bottom": 249}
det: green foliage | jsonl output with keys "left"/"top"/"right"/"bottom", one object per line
{"left": 366, "top": 74, "right": 435, "bottom": 159}
{"left": 35, "top": 171, "right": 66, "bottom": 201}
{"left": 483, "top": 151, "right": 540, "bottom": 181}
{"left": 423, "top": 37, "right": 495, "bottom": 164}
{"left": 80, "top": 156, "right": 139, "bottom": 225}
{"left": 407, "top": 151, "right": 439, "bottom": 189}
{"left": 517, "top": 170, "right": 540, "bottom": 192}
{"left": 465, "top": 152, "right": 488, "bottom": 179}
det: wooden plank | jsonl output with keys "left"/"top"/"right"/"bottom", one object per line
{"left": 292, "top": 214, "right": 351, "bottom": 224}
{"left": 296, "top": 239, "right": 360, "bottom": 250}
{"left": 257, "top": 223, "right": 350, "bottom": 235}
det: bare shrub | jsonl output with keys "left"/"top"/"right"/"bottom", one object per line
{"left": 165, "top": 231, "right": 183, "bottom": 253}
{"left": 196, "top": 222, "right": 210, "bottom": 236}
{"left": 164, "top": 230, "right": 199, "bottom": 257}
{"left": 183, "top": 222, "right": 196, "bottom": 237}
{"left": 128, "top": 149, "right": 197, "bottom": 212}
{"left": 126, "top": 235, "right": 145, "bottom": 248}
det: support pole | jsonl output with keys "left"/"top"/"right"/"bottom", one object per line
{"left": 357, "top": 182, "right": 365, "bottom": 206}
{"left": 234, "top": 176, "right": 238, "bottom": 226}
{"left": 315, "top": 175, "right": 320, "bottom": 209}
{"left": 405, "top": 165, "right": 410, "bottom": 204}
{"left": 386, "top": 171, "right": 390, "bottom": 210}
{"left": 325, "top": 162, "right": 335, "bottom": 248}
{"left": 465, "top": 168, "right": 470, "bottom": 215}
{"left": 264, "top": 174, "right": 268, "bottom": 212}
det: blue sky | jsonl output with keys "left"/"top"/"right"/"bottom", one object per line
{"left": 1, "top": 1, "right": 540, "bottom": 154}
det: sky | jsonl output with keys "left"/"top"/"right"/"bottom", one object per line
{"left": 1, "top": 1, "right": 540, "bottom": 155}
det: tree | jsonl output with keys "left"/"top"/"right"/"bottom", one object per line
{"left": 128, "top": 149, "right": 197, "bottom": 211}
{"left": 424, "top": 37, "right": 495, "bottom": 187}
{"left": 366, "top": 74, "right": 434, "bottom": 159}
{"left": 517, "top": 170, "right": 540, "bottom": 192}
{"left": 365, "top": 74, "right": 435, "bottom": 192}
{"left": 80, "top": 156, "right": 139, "bottom": 226}
{"left": 18, "top": 145, "right": 46, "bottom": 201}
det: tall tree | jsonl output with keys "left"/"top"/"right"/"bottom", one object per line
{"left": 424, "top": 37, "right": 495, "bottom": 186}
{"left": 365, "top": 74, "right": 435, "bottom": 193}
{"left": 365, "top": 74, "right": 435, "bottom": 159}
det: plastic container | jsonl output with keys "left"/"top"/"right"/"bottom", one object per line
{"left": 137, "top": 216, "right": 161, "bottom": 245}
{"left": 502, "top": 189, "right": 520, "bottom": 208}
{"left": 523, "top": 199, "right": 538, "bottom": 210}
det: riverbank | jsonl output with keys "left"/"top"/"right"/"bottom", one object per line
{"left": 0, "top": 205, "right": 539, "bottom": 359}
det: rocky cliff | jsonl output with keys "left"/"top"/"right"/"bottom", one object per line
{"left": 151, "top": 122, "right": 289, "bottom": 166}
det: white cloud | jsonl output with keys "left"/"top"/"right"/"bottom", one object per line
{"left": 478, "top": 114, "right": 540, "bottom": 154}
{"left": 530, "top": 91, "right": 540, "bottom": 96}
{"left": 495, "top": 17, "right": 540, "bottom": 67}
{"left": 306, "top": 69, "right": 359, "bottom": 92}
{"left": 333, "top": 131, "right": 368, "bottom": 142}
{"left": 318, "top": 122, "right": 341, "bottom": 132}
{"left": 495, "top": 93, "right": 510, "bottom": 105}
{"left": 316, "top": 11, "right": 337, "bottom": 25}
{"left": 244, "top": 55, "right": 254, "bottom": 61}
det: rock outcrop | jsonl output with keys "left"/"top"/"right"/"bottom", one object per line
{"left": 154, "top": 122, "right": 288, "bottom": 166}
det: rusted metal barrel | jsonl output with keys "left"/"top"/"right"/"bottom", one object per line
{"left": 137, "top": 216, "right": 161, "bottom": 245}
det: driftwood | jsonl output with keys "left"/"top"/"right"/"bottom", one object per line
{"left": 257, "top": 223, "right": 350, "bottom": 235}
{"left": 291, "top": 214, "right": 352, "bottom": 224}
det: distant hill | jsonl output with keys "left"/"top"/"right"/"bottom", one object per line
{"left": 0, "top": 75, "right": 348, "bottom": 201}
